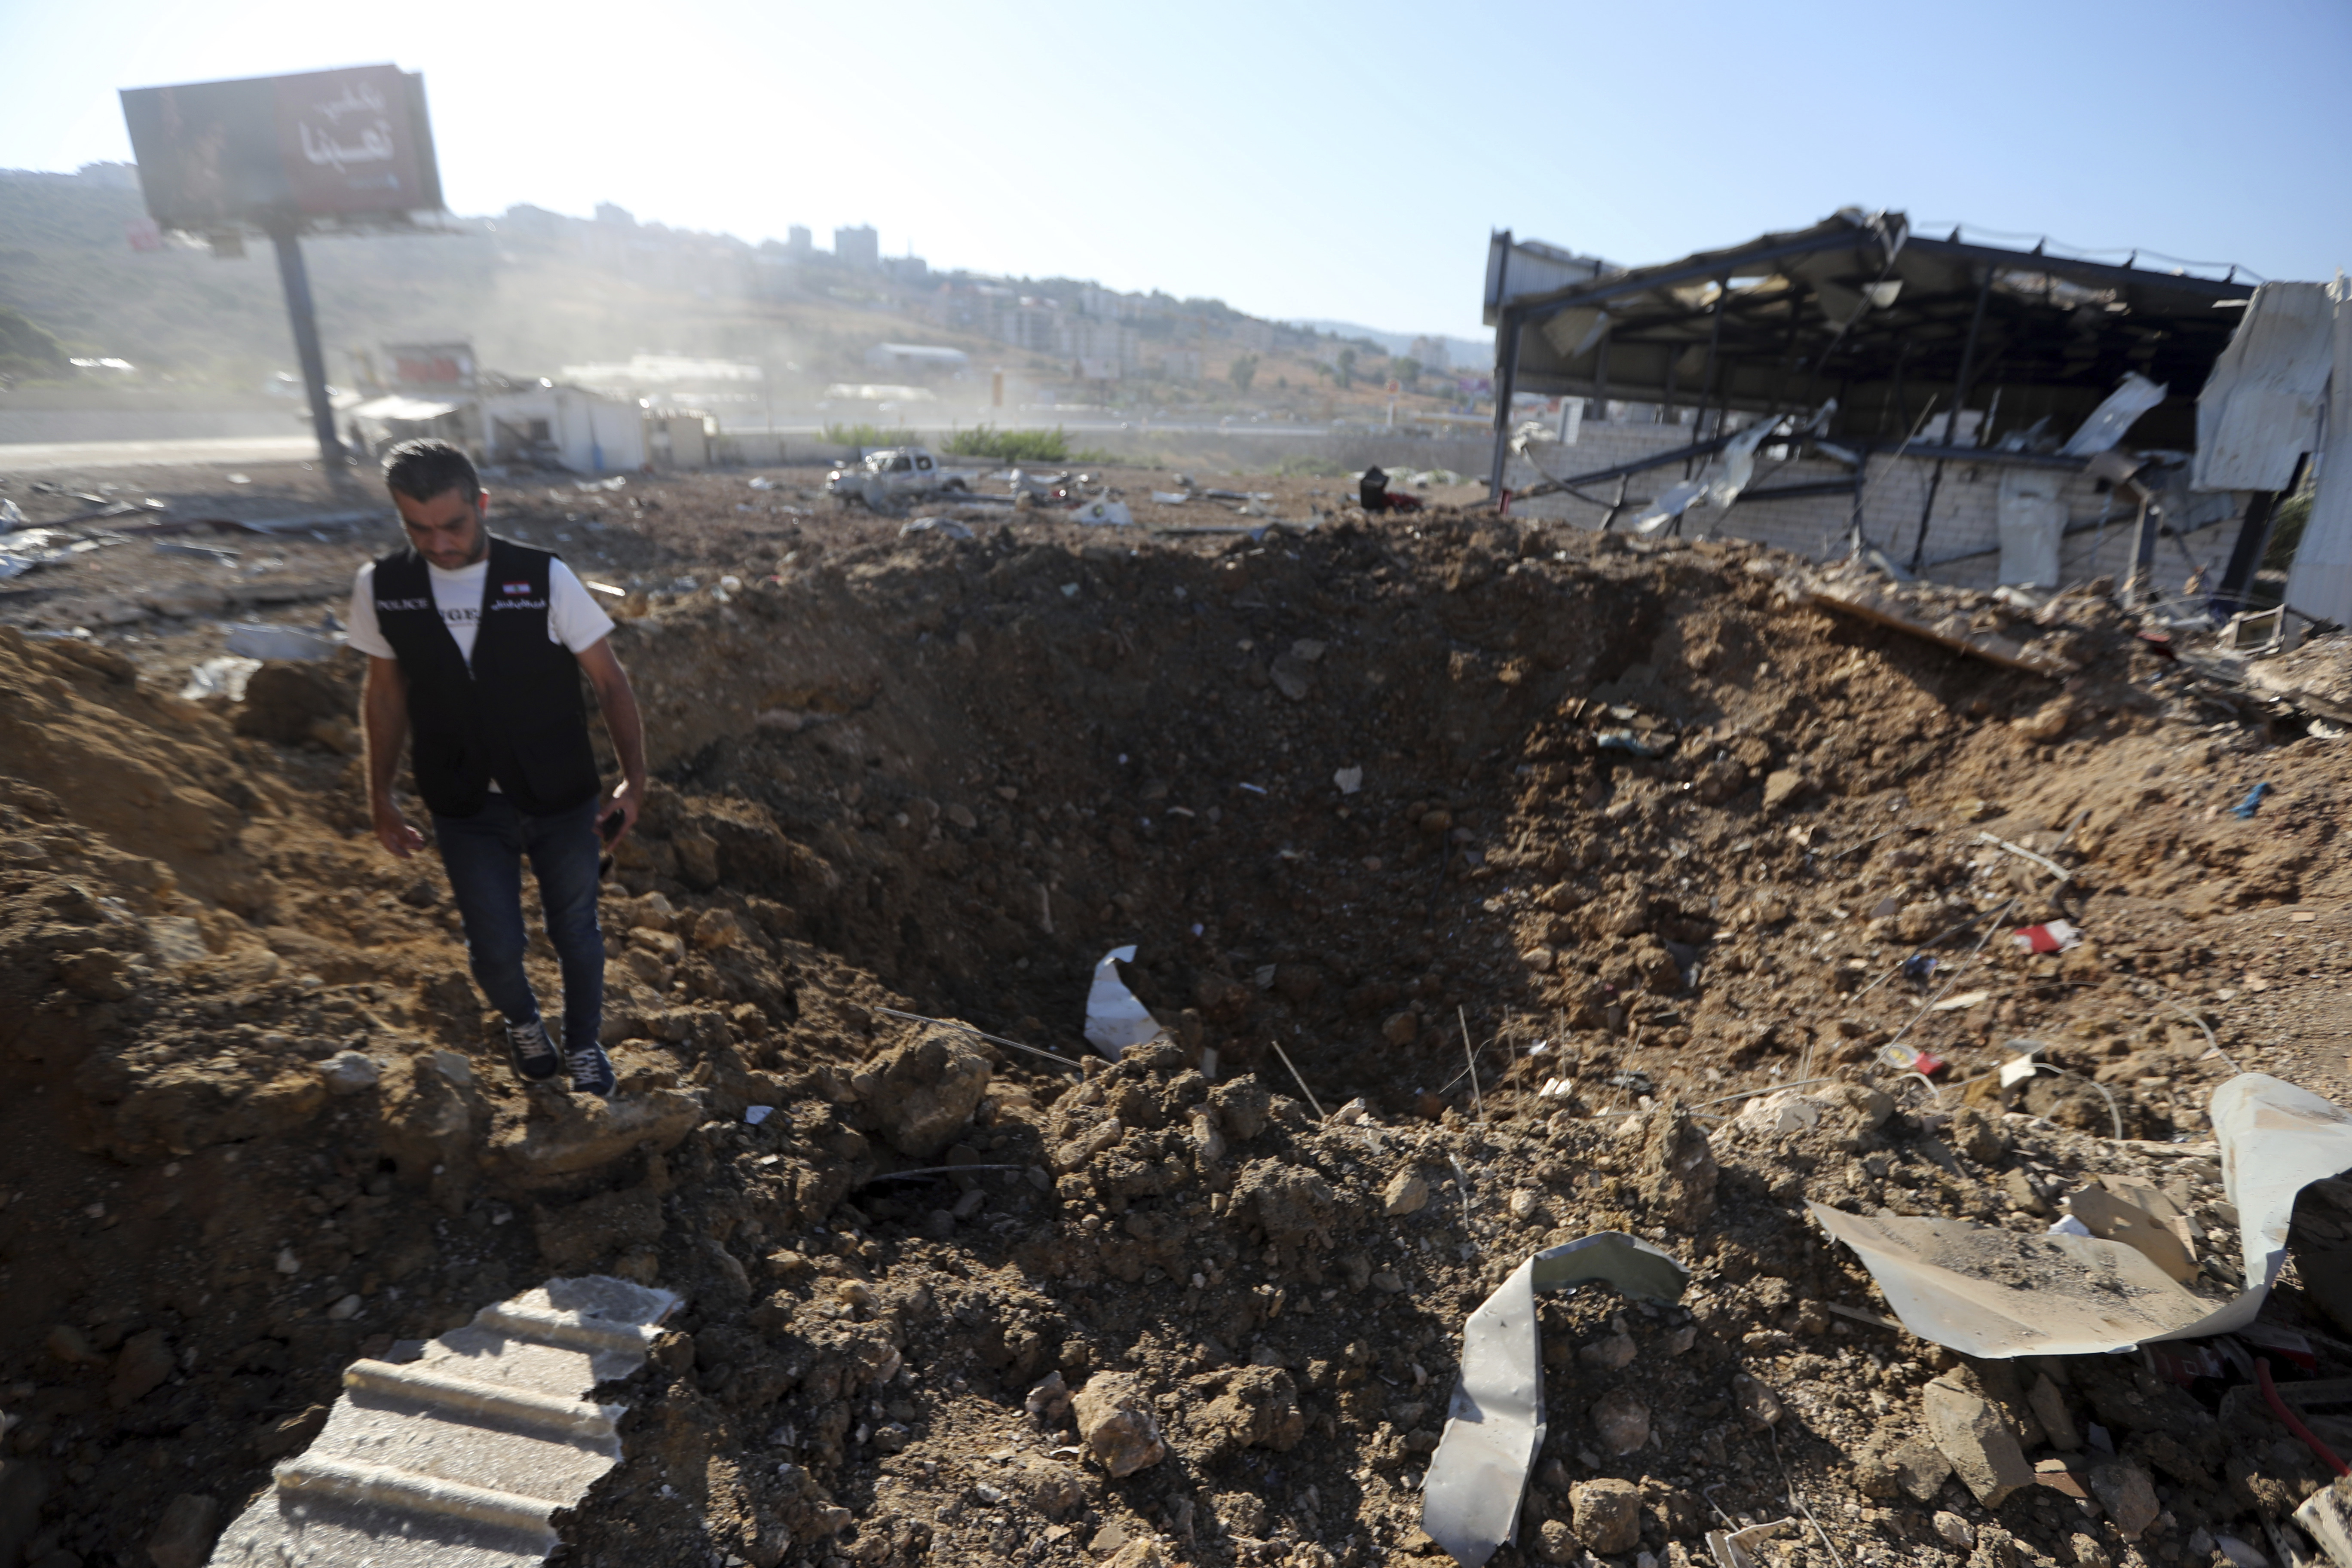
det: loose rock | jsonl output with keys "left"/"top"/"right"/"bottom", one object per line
{"left": 859, "top": 1025, "right": 992, "bottom": 1159}
{"left": 145, "top": 1493, "right": 219, "bottom": 1568}
{"left": 1589, "top": 1389, "right": 1651, "bottom": 1455}
{"left": 1072, "top": 1372, "right": 1167, "bottom": 1477}
{"left": 1382, "top": 1169, "right": 1429, "bottom": 1217}
{"left": 1570, "top": 1477, "right": 1643, "bottom": 1554}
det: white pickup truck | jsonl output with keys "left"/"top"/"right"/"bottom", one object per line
{"left": 823, "top": 447, "right": 973, "bottom": 511}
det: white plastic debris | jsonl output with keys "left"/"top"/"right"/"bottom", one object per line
{"left": 1072, "top": 494, "right": 1133, "bottom": 527}
{"left": 745, "top": 1106, "right": 775, "bottom": 1125}
{"left": 2046, "top": 1214, "right": 2093, "bottom": 1238}
{"left": 1422, "top": 1233, "right": 1690, "bottom": 1567}
{"left": 178, "top": 655, "right": 263, "bottom": 702}
{"left": 1083, "top": 945, "right": 1165, "bottom": 1060}
{"left": 1631, "top": 479, "right": 1706, "bottom": 535}
{"left": 900, "top": 517, "right": 974, "bottom": 539}
{"left": 1333, "top": 766, "right": 1363, "bottom": 795}
{"left": 1812, "top": 1073, "right": 2352, "bottom": 1357}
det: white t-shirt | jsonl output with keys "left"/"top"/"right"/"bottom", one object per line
{"left": 346, "top": 555, "right": 615, "bottom": 665}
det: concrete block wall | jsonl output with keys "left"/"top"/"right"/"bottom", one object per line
{"left": 1501, "top": 419, "right": 2238, "bottom": 593}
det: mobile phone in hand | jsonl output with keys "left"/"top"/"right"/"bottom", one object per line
{"left": 597, "top": 808, "right": 625, "bottom": 880}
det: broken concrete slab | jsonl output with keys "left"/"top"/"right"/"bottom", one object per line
{"left": 2086, "top": 1459, "right": 2160, "bottom": 1540}
{"left": 2295, "top": 1474, "right": 2352, "bottom": 1568}
{"left": 1924, "top": 1374, "right": 2035, "bottom": 1507}
{"left": 2027, "top": 1372, "right": 2082, "bottom": 1452}
{"left": 207, "top": 1274, "right": 677, "bottom": 1567}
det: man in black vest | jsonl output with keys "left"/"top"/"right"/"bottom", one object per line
{"left": 349, "top": 439, "right": 646, "bottom": 1096}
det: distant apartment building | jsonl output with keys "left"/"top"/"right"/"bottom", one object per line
{"left": 1056, "top": 317, "right": 1138, "bottom": 375}
{"left": 834, "top": 225, "right": 879, "bottom": 268}
{"left": 1078, "top": 286, "right": 1145, "bottom": 321}
{"left": 1231, "top": 320, "right": 1279, "bottom": 353}
{"left": 787, "top": 225, "right": 812, "bottom": 254}
{"left": 1158, "top": 349, "right": 1203, "bottom": 382}
{"left": 1409, "top": 335, "right": 1450, "bottom": 371}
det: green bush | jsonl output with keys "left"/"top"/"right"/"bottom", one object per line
{"left": 0, "top": 306, "right": 69, "bottom": 381}
{"left": 941, "top": 425, "right": 1070, "bottom": 462}
{"left": 2264, "top": 488, "right": 2316, "bottom": 576}
{"left": 1272, "top": 455, "right": 1354, "bottom": 478}
{"left": 821, "top": 422, "right": 901, "bottom": 447}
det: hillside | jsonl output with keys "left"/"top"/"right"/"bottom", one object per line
{"left": 0, "top": 170, "right": 1468, "bottom": 426}
{"left": 0, "top": 170, "right": 971, "bottom": 395}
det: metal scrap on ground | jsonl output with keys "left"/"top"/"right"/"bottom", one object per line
{"left": 208, "top": 1274, "right": 677, "bottom": 1567}
{"left": 1810, "top": 1074, "right": 2352, "bottom": 1357}
{"left": 1421, "top": 1233, "right": 1690, "bottom": 1568}
{"left": 1802, "top": 579, "right": 2080, "bottom": 678}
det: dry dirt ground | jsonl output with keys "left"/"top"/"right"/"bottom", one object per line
{"left": 3, "top": 458, "right": 2352, "bottom": 1568}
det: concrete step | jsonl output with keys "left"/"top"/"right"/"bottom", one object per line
{"left": 206, "top": 1275, "right": 677, "bottom": 1568}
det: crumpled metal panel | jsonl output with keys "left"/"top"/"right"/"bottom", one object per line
{"left": 1421, "top": 1233, "right": 1688, "bottom": 1568}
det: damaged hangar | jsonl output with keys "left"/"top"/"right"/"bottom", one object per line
{"left": 1480, "top": 208, "right": 2314, "bottom": 605}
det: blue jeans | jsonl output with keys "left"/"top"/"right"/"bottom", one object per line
{"left": 431, "top": 794, "right": 603, "bottom": 1057}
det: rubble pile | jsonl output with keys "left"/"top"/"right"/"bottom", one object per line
{"left": 3, "top": 486, "right": 2351, "bottom": 1568}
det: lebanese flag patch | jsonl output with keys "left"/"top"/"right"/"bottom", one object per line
{"left": 502, "top": 580, "right": 533, "bottom": 594}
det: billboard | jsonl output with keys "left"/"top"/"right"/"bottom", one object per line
{"left": 386, "top": 342, "right": 475, "bottom": 391}
{"left": 120, "top": 65, "right": 441, "bottom": 232}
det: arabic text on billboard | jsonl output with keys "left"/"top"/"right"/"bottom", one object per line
{"left": 120, "top": 65, "right": 441, "bottom": 230}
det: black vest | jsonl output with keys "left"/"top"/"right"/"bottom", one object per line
{"left": 371, "top": 536, "right": 600, "bottom": 819}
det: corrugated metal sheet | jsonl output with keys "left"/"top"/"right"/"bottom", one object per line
{"left": 2193, "top": 280, "right": 2334, "bottom": 492}
{"left": 2284, "top": 276, "right": 2352, "bottom": 625}
{"left": 1483, "top": 232, "right": 1616, "bottom": 328}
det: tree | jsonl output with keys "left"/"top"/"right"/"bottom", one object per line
{"left": 1336, "top": 347, "right": 1357, "bottom": 390}
{"left": 1394, "top": 356, "right": 1421, "bottom": 389}
{"left": 1228, "top": 354, "right": 1259, "bottom": 394}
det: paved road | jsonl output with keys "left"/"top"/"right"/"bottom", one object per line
{"left": 0, "top": 435, "right": 322, "bottom": 472}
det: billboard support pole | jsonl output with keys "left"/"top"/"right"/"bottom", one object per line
{"left": 269, "top": 225, "right": 345, "bottom": 465}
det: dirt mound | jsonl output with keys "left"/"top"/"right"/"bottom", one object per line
{"left": 3, "top": 496, "right": 2350, "bottom": 1568}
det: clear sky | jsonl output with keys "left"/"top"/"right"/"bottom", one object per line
{"left": 3, "top": 0, "right": 2346, "bottom": 341}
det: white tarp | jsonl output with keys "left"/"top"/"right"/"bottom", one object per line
{"left": 1996, "top": 469, "right": 2066, "bottom": 588}
{"left": 1811, "top": 1073, "right": 2352, "bottom": 1357}
{"left": 1082, "top": 946, "right": 1163, "bottom": 1059}
{"left": 2193, "top": 281, "right": 2335, "bottom": 493}
{"left": 2285, "top": 274, "right": 2352, "bottom": 628}
{"left": 2060, "top": 372, "right": 2168, "bottom": 458}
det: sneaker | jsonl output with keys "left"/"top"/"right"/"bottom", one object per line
{"left": 567, "top": 1040, "right": 616, "bottom": 1099}
{"left": 506, "top": 1018, "right": 560, "bottom": 1081}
